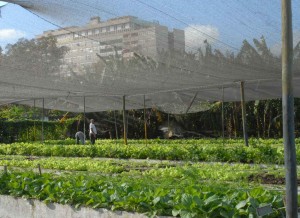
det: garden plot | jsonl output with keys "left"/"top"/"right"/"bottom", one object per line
{"left": 0, "top": 139, "right": 296, "bottom": 217}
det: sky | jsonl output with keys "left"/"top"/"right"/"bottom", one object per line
{"left": 0, "top": 0, "right": 300, "bottom": 55}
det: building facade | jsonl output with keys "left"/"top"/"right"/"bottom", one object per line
{"left": 37, "top": 16, "right": 185, "bottom": 74}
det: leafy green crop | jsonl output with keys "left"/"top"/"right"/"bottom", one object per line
{"left": 0, "top": 138, "right": 294, "bottom": 217}
{"left": 0, "top": 171, "right": 285, "bottom": 217}
{"left": 0, "top": 156, "right": 288, "bottom": 182}
{"left": 0, "top": 138, "right": 290, "bottom": 164}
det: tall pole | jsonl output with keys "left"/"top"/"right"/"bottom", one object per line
{"left": 114, "top": 111, "right": 118, "bottom": 139}
{"left": 240, "top": 81, "right": 248, "bottom": 146}
{"left": 222, "top": 87, "right": 225, "bottom": 141}
{"left": 282, "top": 0, "right": 297, "bottom": 217}
{"left": 34, "top": 99, "right": 36, "bottom": 141}
{"left": 168, "top": 113, "right": 170, "bottom": 131}
{"left": 144, "top": 95, "right": 147, "bottom": 144}
{"left": 42, "top": 98, "right": 44, "bottom": 144}
{"left": 83, "top": 96, "right": 86, "bottom": 138}
{"left": 123, "top": 95, "right": 127, "bottom": 145}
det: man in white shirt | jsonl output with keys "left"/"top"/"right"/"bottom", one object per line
{"left": 89, "top": 119, "right": 97, "bottom": 145}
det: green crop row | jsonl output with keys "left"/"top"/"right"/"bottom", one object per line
{"left": 42, "top": 138, "right": 300, "bottom": 146}
{"left": 0, "top": 139, "right": 290, "bottom": 164}
{"left": 0, "top": 170, "right": 285, "bottom": 217}
{"left": 0, "top": 155, "right": 287, "bottom": 182}
{"left": 42, "top": 138, "right": 291, "bottom": 146}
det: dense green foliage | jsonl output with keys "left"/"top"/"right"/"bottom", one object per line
{"left": 0, "top": 170, "right": 284, "bottom": 217}
{"left": 1, "top": 98, "right": 300, "bottom": 141}
{"left": 0, "top": 138, "right": 297, "bottom": 164}
{"left": 0, "top": 119, "right": 76, "bottom": 143}
{"left": 4, "top": 36, "right": 69, "bottom": 76}
{"left": 0, "top": 155, "right": 289, "bottom": 180}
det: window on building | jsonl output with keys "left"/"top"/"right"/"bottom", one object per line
{"left": 95, "top": 29, "right": 100, "bottom": 34}
{"left": 88, "top": 30, "right": 92, "bottom": 36}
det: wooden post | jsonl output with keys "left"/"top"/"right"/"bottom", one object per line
{"left": 167, "top": 113, "right": 170, "bottom": 138}
{"left": 281, "top": 0, "right": 297, "bottom": 217}
{"left": 240, "top": 82, "right": 248, "bottom": 146}
{"left": 123, "top": 95, "right": 127, "bottom": 145}
{"left": 114, "top": 111, "right": 118, "bottom": 139}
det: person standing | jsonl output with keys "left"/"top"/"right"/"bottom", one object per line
{"left": 89, "top": 119, "right": 97, "bottom": 145}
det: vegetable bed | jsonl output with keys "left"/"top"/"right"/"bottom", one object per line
{"left": 0, "top": 138, "right": 297, "bottom": 217}
{"left": 0, "top": 170, "right": 285, "bottom": 217}
{"left": 0, "top": 138, "right": 297, "bottom": 164}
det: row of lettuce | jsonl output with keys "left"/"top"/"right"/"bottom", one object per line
{"left": 0, "top": 139, "right": 295, "bottom": 164}
{"left": 0, "top": 155, "right": 288, "bottom": 180}
{"left": 0, "top": 169, "right": 285, "bottom": 217}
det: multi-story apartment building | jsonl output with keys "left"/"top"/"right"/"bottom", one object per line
{"left": 37, "top": 16, "right": 185, "bottom": 74}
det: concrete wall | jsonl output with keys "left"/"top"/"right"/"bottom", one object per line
{"left": 0, "top": 195, "right": 166, "bottom": 218}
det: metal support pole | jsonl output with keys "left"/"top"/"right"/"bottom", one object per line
{"left": 222, "top": 87, "right": 225, "bottom": 141}
{"left": 167, "top": 113, "right": 170, "bottom": 137}
{"left": 83, "top": 96, "right": 86, "bottom": 139}
{"left": 114, "top": 111, "right": 118, "bottom": 139}
{"left": 123, "top": 95, "right": 127, "bottom": 145}
{"left": 144, "top": 95, "right": 147, "bottom": 144}
{"left": 281, "top": 0, "right": 297, "bottom": 217}
{"left": 42, "top": 98, "right": 44, "bottom": 144}
{"left": 34, "top": 99, "right": 36, "bottom": 141}
{"left": 240, "top": 82, "right": 248, "bottom": 146}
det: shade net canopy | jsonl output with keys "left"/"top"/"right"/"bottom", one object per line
{"left": 0, "top": 0, "right": 300, "bottom": 113}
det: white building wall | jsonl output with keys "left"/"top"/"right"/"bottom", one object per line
{"left": 37, "top": 16, "right": 185, "bottom": 74}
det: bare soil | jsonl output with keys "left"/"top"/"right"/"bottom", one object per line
{"left": 249, "top": 174, "right": 300, "bottom": 185}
